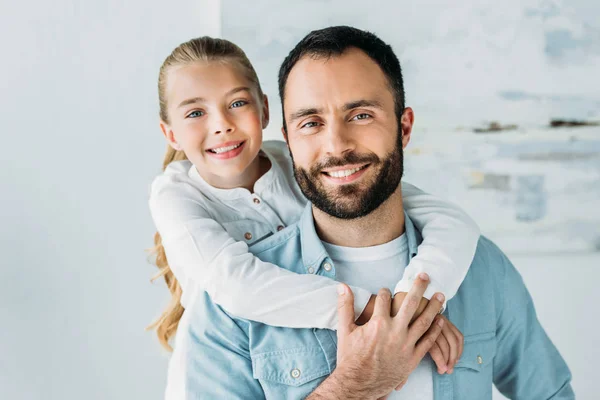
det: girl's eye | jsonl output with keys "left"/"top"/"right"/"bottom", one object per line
{"left": 187, "top": 110, "right": 204, "bottom": 118}
{"left": 351, "top": 113, "right": 371, "bottom": 121}
{"left": 231, "top": 100, "right": 248, "bottom": 108}
{"left": 301, "top": 121, "right": 319, "bottom": 129}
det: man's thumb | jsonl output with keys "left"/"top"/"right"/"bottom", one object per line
{"left": 337, "top": 284, "right": 355, "bottom": 336}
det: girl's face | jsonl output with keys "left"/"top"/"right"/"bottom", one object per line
{"left": 161, "top": 61, "right": 268, "bottom": 188}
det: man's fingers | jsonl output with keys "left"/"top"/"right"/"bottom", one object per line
{"left": 394, "top": 273, "right": 430, "bottom": 327}
{"left": 336, "top": 284, "right": 356, "bottom": 337}
{"left": 414, "top": 315, "right": 444, "bottom": 361}
{"left": 428, "top": 343, "right": 448, "bottom": 374}
{"left": 407, "top": 292, "right": 444, "bottom": 343}
{"left": 372, "top": 288, "right": 392, "bottom": 319}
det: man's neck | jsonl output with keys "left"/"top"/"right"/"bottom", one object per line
{"left": 313, "top": 185, "right": 405, "bottom": 247}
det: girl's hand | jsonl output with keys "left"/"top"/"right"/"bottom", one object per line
{"left": 428, "top": 315, "right": 464, "bottom": 374}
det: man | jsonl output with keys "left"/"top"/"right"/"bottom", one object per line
{"left": 166, "top": 26, "right": 573, "bottom": 399}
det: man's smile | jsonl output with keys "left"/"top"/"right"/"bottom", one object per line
{"left": 320, "top": 163, "right": 371, "bottom": 184}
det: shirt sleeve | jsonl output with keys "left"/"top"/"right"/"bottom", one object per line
{"left": 489, "top": 240, "right": 574, "bottom": 399}
{"left": 395, "top": 181, "right": 480, "bottom": 306}
{"left": 149, "top": 182, "right": 371, "bottom": 330}
{"left": 165, "top": 292, "right": 265, "bottom": 400}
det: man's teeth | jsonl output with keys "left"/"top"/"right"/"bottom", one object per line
{"left": 326, "top": 166, "right": 364, "bottom": 178}
{"left": 211, "top": 143, "right": 243, "bottom": 154}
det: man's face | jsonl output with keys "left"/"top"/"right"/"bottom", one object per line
{"left": 282, "top": 48, "right": 414, "bottom": 219}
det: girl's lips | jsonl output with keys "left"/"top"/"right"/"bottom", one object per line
{"left": 206, "top": 141, "right": 246, "bottom": 160}
{"left": 206, "top": 140, "right": 245, "bottom": 152}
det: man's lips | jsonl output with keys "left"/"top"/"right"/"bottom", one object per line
{"left": 321, "top": 163, "right": 370, "bottom": 178}
{"left": 320, "top": 163, "right": 371, "bottom": 183}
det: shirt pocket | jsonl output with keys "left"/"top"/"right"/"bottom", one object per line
{"left": 452, "top": 331, "right": 496, "bottom": 398}
{"left": 251, "top": 347, "right": 330, "bottom": 388}
{"left": 221, "top": 219, "right": 273, "bottom": 246}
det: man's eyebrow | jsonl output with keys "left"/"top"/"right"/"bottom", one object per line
{"left": 177, "top": 87, "right": 252, "bottom": 109}
{"left": 288, "top": 107, "right": 322, "bottom": 124}
{"left": 343, "top": 99, "right": 384, "bottom": 111}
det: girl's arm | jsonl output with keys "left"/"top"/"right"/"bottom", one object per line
{"left": 398, "top": 181, "right": 481, "bottom": 306}
{"left": 150, "top": 182, "right": 372, "bottom": 330}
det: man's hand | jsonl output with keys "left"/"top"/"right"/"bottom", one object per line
{"left": 392, "top": 292, "right": 464, "bottom": 375}
{"left": 310, "top": 273, "right": 445, "bottom": 399}
{"left": 391, "top": 291, "right": 428, "bottom": 320}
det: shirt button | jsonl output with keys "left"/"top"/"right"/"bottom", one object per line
{"left": 290, "top": 368, "right": 301, "bottom": 379}
{"left": 323, "top": 262, "right": 332, "bottom": 272}
{"left": 307, "top": 267, "right": 315, "bottom": 274}
{"left": 253, "top": 198, "right": 260, "bottom": 204}
{"left": 277, "top": 225, "right": 284, "bottom": 231}
{"left": 244, "top": 232, "right": 253, "bottom": 240}
{"left": 477, "top": 355, "right": 483, "bottom": 364}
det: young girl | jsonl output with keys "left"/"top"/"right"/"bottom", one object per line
{"left": 148, "top": 36, "right": 479, "bottom": 373}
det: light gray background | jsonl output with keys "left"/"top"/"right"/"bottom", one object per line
{"left": 1, "top": 0, "right": 597, "bottom": 399}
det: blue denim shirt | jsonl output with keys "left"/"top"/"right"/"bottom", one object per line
{"left": 167, "top": 204, "right": 574, "bottom": 399}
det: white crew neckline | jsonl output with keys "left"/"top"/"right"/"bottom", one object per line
{"left": 322, "top": 233, "right": 408, "bottom": 262}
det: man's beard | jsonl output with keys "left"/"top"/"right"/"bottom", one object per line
{"left": 292, "top": 135, "right": 404, "bottom": 220}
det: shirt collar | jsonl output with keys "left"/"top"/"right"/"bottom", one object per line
{"left": 187, "top": 148, "right": 283, "bottom": 200}
{"left": 298, "top": 202, "right": 421, "bottom": 274}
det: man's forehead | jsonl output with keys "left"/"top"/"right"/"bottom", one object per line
{"left": 284, "top": 48, "right": 390, "bottom": 107}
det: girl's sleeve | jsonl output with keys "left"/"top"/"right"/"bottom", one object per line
{"left": 397, "top": 181, "right": 481, "bottom": 306}
{"left": 149, "top": 181, "right": 372, "bottom": 330}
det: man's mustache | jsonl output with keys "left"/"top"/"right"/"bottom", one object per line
{"left": 309, "top": 152, "right": 380, "bottom": 175}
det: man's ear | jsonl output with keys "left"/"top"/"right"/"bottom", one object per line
{"left": 261, "top": 95, "right": 270, "bottom": 129}
{"left": 281, "top": 126, "right": 288, "bottom": 143}
{"left": 400, "top": 107, "right": 415, "bottom": 149}
{"left": 160, "top": 121, "right": 182, "bottom": 151}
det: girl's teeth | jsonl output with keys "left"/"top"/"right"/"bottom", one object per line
{"left": 212, "top": 143, "right": 242, "bottom": 154}
{"left": 327, "top": 167, "right": 362, "bottom": 178}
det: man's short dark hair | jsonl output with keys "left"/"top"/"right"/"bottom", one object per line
{"left": 278, "top": 26, "right": 405, "bottom": 132}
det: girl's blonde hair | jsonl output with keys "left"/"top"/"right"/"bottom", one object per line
{"left": 148, "top": 36, "right": 263, "bottom": 351}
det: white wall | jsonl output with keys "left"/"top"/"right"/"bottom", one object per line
{"left": 1, "top": 1, "right": 219, "bottom": 399}
{"left": 2, "top": 1, "right": 596, "bottom": 399}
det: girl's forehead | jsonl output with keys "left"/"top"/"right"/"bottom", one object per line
{"left": 167, "top": 61, "right": 259, "bottom": 101}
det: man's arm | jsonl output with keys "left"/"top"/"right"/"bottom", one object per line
{"left": 488, "top": 238, "right": 574, "bottom": 399}
{"left": 165, "top": 291, "right": 264, "bottom": 400}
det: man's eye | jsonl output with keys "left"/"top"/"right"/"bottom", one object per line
{"left": 301, "top": 121, "right": 319, "bottom": 129}
{"left": 352, "top": 113, "right": 371, "bottom": 121}
{"left": 231, "top": 100, "right": 248, "bottom": 108}
{"left": 187, "top": 110, "right": 204, "bottom": 118}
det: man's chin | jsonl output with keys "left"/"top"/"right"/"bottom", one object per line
{"left": 312, "top": 195, "right": 372, "bottom": 219}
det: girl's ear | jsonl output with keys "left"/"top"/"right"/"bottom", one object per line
{"left": 160, "top": 121, "right": 182, "bottom": 151}
{"left": 261, "top": 94, "right": 270, "bottom": 129}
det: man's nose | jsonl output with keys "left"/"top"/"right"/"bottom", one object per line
{"left": 211, "top": 112, "right": 235, "bottom": 135}
{"left": 322, "top": 121, "right": 355, "bottom": 156}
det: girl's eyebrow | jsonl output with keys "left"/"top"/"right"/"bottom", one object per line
{"left": 177, "top": 87, "right": 252, "bottom": 109}
{"left": 178, "top": 97, "right": 205, "bottom": 109}
{"left": 226, "top": 86, "right": 252, "bottom": 96}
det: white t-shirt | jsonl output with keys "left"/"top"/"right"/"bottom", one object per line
{"left": 323, "top": 235, "right": 434, "bottom": 400}
{"left": 149, "top": 140, "right": 480, "bottom": 330}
